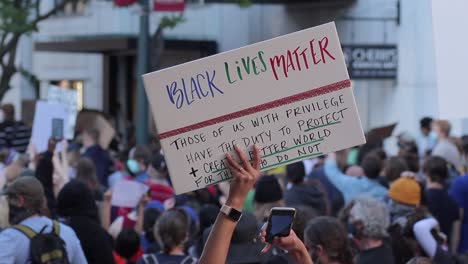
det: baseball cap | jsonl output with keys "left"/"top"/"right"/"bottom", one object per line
{"left": 1, "top": 176, "right": 45, "bottom": 209}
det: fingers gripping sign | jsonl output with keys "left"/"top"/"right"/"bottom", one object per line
{"left": 225, "top": 144, "right": 261, "bottom": 209}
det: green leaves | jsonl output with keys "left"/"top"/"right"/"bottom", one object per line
{"left": 0, "top": 0, "right": 38, "bottom": 34}
{"left": 160, "top": 13, "right": 186, "bottom": 29}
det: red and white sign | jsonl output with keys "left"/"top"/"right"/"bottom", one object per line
{"left": 154, "top": 0, "right": 185, "bottom": 11}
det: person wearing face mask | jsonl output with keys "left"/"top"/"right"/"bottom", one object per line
{"left": 0, "top": 176, "right": 87, "bottom": 263}
{"left": 418, "top": 117, "right": 437, "bottom": 158}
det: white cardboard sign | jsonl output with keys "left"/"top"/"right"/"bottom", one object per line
{"left": 47, "top": 85, "right": 78, "bottom": 139}
{"left": 30, "top": 101, "right": 68, "bottom": 153}
{"left": 143, "top": 22, "right": 365, "bottom": 194}
{"left": 111, "top": 180, "right": 150, "bottom": 208}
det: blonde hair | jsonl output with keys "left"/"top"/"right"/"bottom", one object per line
{"left": 434, "top": 120, "right": 451, "bottom": 137}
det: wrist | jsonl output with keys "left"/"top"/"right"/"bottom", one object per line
{"left": 225, "top": 197, "right": 244, "bottom": 211}
{"left": 291, "top": 243, "right": 312, "bottom": 264}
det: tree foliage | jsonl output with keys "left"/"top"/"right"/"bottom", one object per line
{"left": 0, "top": 0, "right": 81, "bottom": 101}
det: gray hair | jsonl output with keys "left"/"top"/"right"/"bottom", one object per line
{"left": 350, "top": 196, "right": 390, "bottom": 239}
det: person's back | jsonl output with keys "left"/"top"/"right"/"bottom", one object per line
{"left": 81, "top": 129, "right": 112, "bottom": 187}
{"left": 285, "top": 162, "right": 327, "bottom": 215}
{"left": 449, "top": 174, "right": 468, "bottom": 253}
{"left": 356, "top": 238, "right": 394, "bottom": 264}
{"left": 0, "top": 177, "right": 87, "bottom": 264}
{"left": 0, "top": 215, "right": 87, "bottom": 264}
{"left": 138, "top": 209, "right": 197, "bottom": 264}
{"left": 57, "top": 180, "right": 115, "bottom": 264}
{"left": 284, "top": 183, "right": 326, "bottom": 215}
{"left": 423, "top": 156, "right": 460, "bottom": 241}
{"left": 83, "top": 144, "right": 112, "bottom": 187}
{"left": 306, "top": 167, "right": 344, "bottom": 216}
{"left": 324, "top": 153, "right": 387, "bottom": 202}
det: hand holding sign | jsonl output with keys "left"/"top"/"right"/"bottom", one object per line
{"left": 225, "top": 144, "right": 261, "bottom": 210}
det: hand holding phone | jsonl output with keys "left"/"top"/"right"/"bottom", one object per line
{"left": 265, "top": 207, "right": 296, "bottom": 243}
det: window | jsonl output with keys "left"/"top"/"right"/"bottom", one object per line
{"left": 54, "top": 0, "right": 87, "bottom": 16}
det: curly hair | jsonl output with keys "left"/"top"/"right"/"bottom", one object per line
{"left": 350, "top": 196, "right": 390, "bottom": 239}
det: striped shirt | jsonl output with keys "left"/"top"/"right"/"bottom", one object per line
{"left": 0, "top": 121, "right": 31, "bottom": 153}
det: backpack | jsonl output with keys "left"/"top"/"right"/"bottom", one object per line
{"left": 13, "top": 220, "right": 69, "bottom": 264}
{"left": 141, "top": 254, "right": 197, "bottom": 264}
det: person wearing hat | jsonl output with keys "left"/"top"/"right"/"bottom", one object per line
{"left": 387, "top": 176, "right": 422, "bottom": 227}
{"left": 253, "top": 175, "right": 284, "bottom": 222}
{"left": 0, "top": 176, "right": 87, "bottom": 263}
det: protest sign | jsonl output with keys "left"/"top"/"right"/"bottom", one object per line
{"left": 431, "top": 0, "right": 468, "bottom": 119}
{"left": 144, "top": 22, "right": 366, "bottom": 194}
{"left": 48, "top": 85, "right": 78, "bottom": 139}
{"left": 31, "top": 101, "right": 68, "bottom": 152}
{"left": 75, "top": 110, "right": 116, "bottom": 149}
{"left": 111, "top": 180, "right": 149, "bottom": 208}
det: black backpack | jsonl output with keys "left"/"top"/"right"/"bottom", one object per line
{"left": 13, "top": 220, "right": 69, "bottom": 264}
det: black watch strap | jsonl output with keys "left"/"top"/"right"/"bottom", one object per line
{"left": 221, "top": 204, "right": 242, "bottom": 222}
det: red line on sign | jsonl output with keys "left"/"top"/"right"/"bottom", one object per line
{"left": 159, "top": 79, "right": 351, "bottom": 139}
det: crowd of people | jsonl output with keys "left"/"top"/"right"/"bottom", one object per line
{"left": 1, "top": 102, "right": 468, "bottom": 264}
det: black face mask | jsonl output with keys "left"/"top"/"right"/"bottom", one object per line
{"left": 8, "top": 204, "right": 33, "bottom": 225}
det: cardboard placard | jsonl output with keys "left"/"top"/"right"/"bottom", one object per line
{"left": 30, "top": 101, "right": 68, "bottom": 153}
{"left": 47, "top": 85, "right": 78, "bottom": 139}
{"left": 144, "top": 22, "right": 366, "bottom": 194}
{"left": 75, "top": 110, "right": 115, "bottom": 149}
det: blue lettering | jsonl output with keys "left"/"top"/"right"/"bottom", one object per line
{"left": 196, "top": 74, "right": 209, "bottom": 97}
{"left": 166, "top": 69, "right": 224, "bottom": 109}
{"left": 190, "top": 77, "right": 202, "bottom": 100}
{"left": 182, "top": 78, "right": 194, "bottom": 105}
{"left": 166, "top": 81, "right": 183, "bottom": 109}
{"left": 206, "top": 70, "right": 224, "bottom": 97}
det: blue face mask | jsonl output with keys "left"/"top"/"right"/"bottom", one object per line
{"left": 429, "top": 131, "right": 438, "bottom": 140}
{"left": 127, "top": 159, "right": 140, "bottom": 174}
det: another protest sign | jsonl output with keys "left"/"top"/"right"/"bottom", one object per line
{"left": 48, "top": 85, "right": 78, "bottom": 139}
{"left": 143, "top": 22, "right": 366, "bottom": 194}
{"left": 30, "top": 101, "right": 68, "bottom": 152}
{"left": 111, "top": 180, "right": 149, "bottom": 208}
{"left": 75, "top": 110, "right": 116, "bottom": 149}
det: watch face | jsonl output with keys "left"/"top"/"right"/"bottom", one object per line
{"left": 229, "top": 209, "right": 242, "bottom": 221}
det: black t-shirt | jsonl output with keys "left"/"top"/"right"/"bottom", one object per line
{"left": 357, "top": 240, "right": 395, "bottom": 264}
{"left": 425, "top": 188, "right": 460, "bottom": 239}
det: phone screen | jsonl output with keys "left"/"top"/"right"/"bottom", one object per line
{"left": 266, "top": 208, "right": 295, "bottom": 242}
{"left": 51, "top": 118, "right": 64, "bottom": 140}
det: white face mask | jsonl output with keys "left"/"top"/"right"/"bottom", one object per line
{"left": 0, "top": 110, "right": 4, "bottom": 123}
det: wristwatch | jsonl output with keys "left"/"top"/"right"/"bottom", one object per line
{"left": 220, "top": 204, "right": 242, "bottom": 222}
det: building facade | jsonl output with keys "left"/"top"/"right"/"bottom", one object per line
{"left": 3, "top": 0, "right": 467, "bottom": 145}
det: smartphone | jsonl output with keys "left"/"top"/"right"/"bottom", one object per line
{"left": 51, "top": 118, "right": 64, "bottom": 140}
{"left": 265, "top": 207, "right": 296, "bottom": 243}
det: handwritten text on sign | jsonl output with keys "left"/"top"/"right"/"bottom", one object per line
{"left": 144, "top": 22, "right": 365, "bottom": 194}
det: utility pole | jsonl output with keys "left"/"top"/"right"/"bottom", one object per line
{"left": 136, "top": 0, "right": 150, "bottom": 144}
